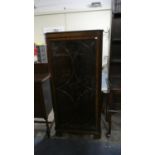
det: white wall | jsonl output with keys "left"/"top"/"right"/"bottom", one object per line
{"left": 34, "top": 14, "right": 66, "bottom": 44}
{"left": 66, "top": 10, "right": 110, "bottom": 31}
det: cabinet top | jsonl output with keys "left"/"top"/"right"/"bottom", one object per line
{"left": 45, "top": 30, "right": 103, "bottom": 40}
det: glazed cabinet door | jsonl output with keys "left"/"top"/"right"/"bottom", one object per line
{"left": 46, "top": 31, "right": 102, "bottom": 136}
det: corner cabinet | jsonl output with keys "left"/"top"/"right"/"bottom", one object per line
{"left": 46, "top": 30, "right": 103, "bottom": 138}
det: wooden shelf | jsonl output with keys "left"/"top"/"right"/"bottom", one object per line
{"left": 110, "top": 59, "right": 121, "bottom": 63}
{"left": 111, "top": 38, "right": 121, "bottom": 43}
{"left": 109, "top": 74, "right": 121, "bottom": 79}
{"left": 113, "top": 12, "right": 121, "bottom": 18}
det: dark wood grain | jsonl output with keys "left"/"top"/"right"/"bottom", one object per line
{"left": 46, "top": 30, "right": 103, "bottom": 138}
{"left": 34, "top": 63, "right": 49, "bottom": 74}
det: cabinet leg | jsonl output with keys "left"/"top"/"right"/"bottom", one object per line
{"left": 105, "top": 103, "right": 108, "bottom": 122}
{"left": 106, "top": 112, "right": 111, "bottom": 137}
{"left": 106, "top": 92, "right": 112, "bottom": 137}
{"left": 45, "top": 118, "right": 50, "bottom": 138}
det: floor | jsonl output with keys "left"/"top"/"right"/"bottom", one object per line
{"left": 35, "top": 137, "right": 121, "bottom": 155}
{"left": 34, "top": 110, "right": 121, "bottom": 154}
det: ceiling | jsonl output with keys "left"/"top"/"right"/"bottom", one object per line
{"left": 34, "top": 0, "right": 111, "bottom": 14}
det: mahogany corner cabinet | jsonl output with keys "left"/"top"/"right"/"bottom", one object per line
{"left": 46, "top": 30, "right": 103, "bottom": 138}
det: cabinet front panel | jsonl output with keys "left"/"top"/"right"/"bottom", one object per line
{"left": 46, "top": 31, "right": 102, "bottom": 134}
{"left": 50, "top": 40, "right": 97, "bottom": 130}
